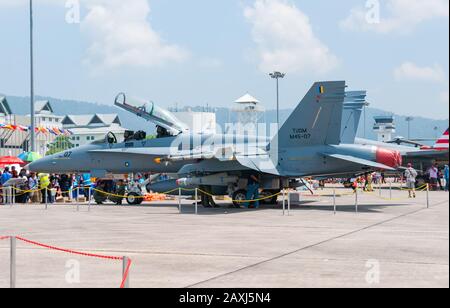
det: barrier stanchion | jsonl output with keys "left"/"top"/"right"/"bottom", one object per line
{"left": 389, "top": 181, "right": 392, "bottom": 200}
{"left": 426, "top": 184, "right": 430, "bottom": 209}
{"left": 178, "top": 188, "right": 182, "bottom": 214}
{"left": 355, "top": 189, "right": 359, "bottom": 213}
{"left": 5, "top": 187, "right": 9, "bottom": 206}
{"left": 70, "top": 188, "right": 74, "bottom": 207}
{"left": 10, "top": 236, "right": 16, "bottom": 289}
{"left": 287, "top": 191, "right": 291, "bottom": 216}
{"left": 195, "top": 188, "right": 198, "bottom": 215}
{"left": 333, "top": 189, "right": 336, "bottom": 215}
{"left": 12, "top": 186, "right": 15, "bottom": 207}
{"left": 76, "top": 187, "right": 80, "bottom": 212}
{"left": 122, "top": 256, "right": 130, "bottom": 288}
{"left": 379, "top": 183, "right": 382, "bottom": 197}
{"left": 88, "top": 186, "right": 92, "bottom": 211}
{"left": 45, "top": 189, "right": 48, "bottom": 210}
{"left": 76, "top": 188, "right": 80, "bottom": 212}
{"left": 282, "top": 189, "right": 286, "bottom": 216}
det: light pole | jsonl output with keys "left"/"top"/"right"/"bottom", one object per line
{"left": 269, "top": 72, "right": 285, "bottom": 131}
{"left": 30, "top": 0, "right": 36, "bottom": 152}
{"left": 405, "top": 117, "right": 414, "bottom": 140}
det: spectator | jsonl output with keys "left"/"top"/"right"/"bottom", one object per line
{"left": 404, "top": 163, "right": 418, "bottom": 198}
{"left": 16, "top": 170, "right": 29, "bottom": 203}
{"left": 351, "top": 178, "right": 358, "bottom": 193}
{"left": 444, "top": 165, "right": 449, "bottom": 192}
{"left": 1, "top": 167, "right": 12, "bottom": 185}
{"left": 437, "top": 168, "right": 444, "bottom": 191}
{"left": 244, "top": 173, "right": 260, "bottom": 209}
{"left": 39, "top": 173, "right": 51, "bottom": 204}
{"left": 11, "top": 166, "right": 18, "bottom": 178}
{"left": 82, "top": 173, "right": 92, "bottom": 198}
{"left": 381, "top": 173, "right": 386, "bottom": 184}
{"left": 28, "top": 173, "right": 39, "bottom": 203}
{"left": 428, "top": 164, "right": 439, "bottom": 191}
{"left": 59, "top": 174, "right": 72, "bottom": 198}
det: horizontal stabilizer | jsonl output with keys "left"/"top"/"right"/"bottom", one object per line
{"left": 405, "top": 149, "right": 449, "bottom": 160}
{"left": 323, "top": 153, "right": 396, "bottom": 171}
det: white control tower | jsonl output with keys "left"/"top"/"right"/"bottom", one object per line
{"left": 373, "top": 115, "right": 396, "bottom": 142}
{"left": 233, "top": 94, "right": 265, "bottom": 135}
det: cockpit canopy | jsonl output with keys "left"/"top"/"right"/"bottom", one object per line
{"left": 114, "top": 93, "right": 189, "bottom": 136}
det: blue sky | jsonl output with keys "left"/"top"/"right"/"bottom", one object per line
{"left": 0, "top": 0, "right": 448, "bottom": 119}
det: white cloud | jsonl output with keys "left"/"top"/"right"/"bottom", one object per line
{"left": 81, "top": 0, "right": 188, "bottom": 71}
{"left": 341, "top": 0, "right": 449, "bottom": 34}
{"left": 394, "top": 62, "right": 446, "bottom": 83}
{"left": 244, "top": 0, "right": 338, "bottom": 74}
{"left": 0, "top": 0, "right": 189, "bottom": 71}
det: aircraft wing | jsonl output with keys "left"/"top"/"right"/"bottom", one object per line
{"left": 235, "top": 154, "right": 280, "bottom": 176}
{"left": 323, "top": 153, "right": 397, "bottom": 171}
{"left": 404, "top": 149, "right": 449, "bottom": 160}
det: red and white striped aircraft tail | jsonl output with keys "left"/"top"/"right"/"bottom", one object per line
{"left": 433, "top": 128, "right": 449, "bottom": 151}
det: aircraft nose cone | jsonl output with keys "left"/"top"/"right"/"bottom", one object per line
{"left": 376, "top": 148, "right": 402, "bottom": 169}
{"left": 27, "top": 160, "right": 41, "bottom": 172}
{"left": 28, "top": 156, "right": 55, "bottom": 173}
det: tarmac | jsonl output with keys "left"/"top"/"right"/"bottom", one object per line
{"left": 0, "top": 186, "right": 448, "bottom": 288}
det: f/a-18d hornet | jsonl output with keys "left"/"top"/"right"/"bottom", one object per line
{"left": 29, "top": 81, "right": 403, "bottom": 206}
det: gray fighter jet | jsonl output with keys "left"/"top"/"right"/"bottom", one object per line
{"left": 29, "top": 81, "right": 403, "bottom": 205}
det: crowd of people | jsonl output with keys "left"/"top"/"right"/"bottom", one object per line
{"left": 0, "top": 167, "right": 93, "bottom": 204}
{"left": 426, "top": 163, "right": 449, "bottom": 192}
{"left": 327, "top": 163, "right": 449, "bottom": 198}
{"left": 0, "top": 168, "right": 158, "bottom": 206}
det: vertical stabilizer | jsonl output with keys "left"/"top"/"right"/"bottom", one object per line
{"left": 271, "top": 81, "right": 346, "bottom": 150}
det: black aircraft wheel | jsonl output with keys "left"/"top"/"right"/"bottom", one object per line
{"left": 232, "top": 190, "right": 247, "bottom": 208}
{"left": 260, "top": 190, "right": 280, "bottom": 205}
{"left": 127, "top": 193, "right": 143, "bottom": 205}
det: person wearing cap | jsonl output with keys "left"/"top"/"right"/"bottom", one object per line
{"left": 404, "top": 163, "right": 418, "bottom": 198}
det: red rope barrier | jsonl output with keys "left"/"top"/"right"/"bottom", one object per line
{"left": 14, "top": 236, "right": 132, "bottom": 288}
{"left": 120, "top": 258, "right": 132, "bottom": 289}
{"left": 0, "top": 236, "right": 10, "bottom": 241}
{"left": 16, "top": 236, "right": 124, "bottom": 260}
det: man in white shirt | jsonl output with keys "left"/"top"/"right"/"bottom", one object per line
{"left": 428, "top": 164, "right": 439, "bottom": 191}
